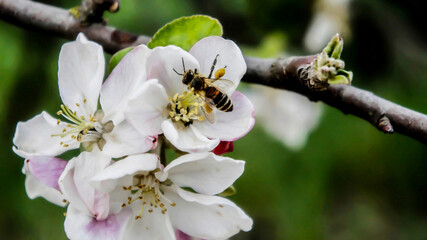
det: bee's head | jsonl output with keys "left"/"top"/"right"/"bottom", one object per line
{"left": 183, "top": 69, "right": 195, "bottom": 84}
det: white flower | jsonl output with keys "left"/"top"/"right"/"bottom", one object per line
{"left": 304, "top": 0, "right": 351, "bottom": 52}
{"left": 12, "top": 33, "right": 156, "bottom": 159}
{"left": 91, "top": 152, "right": 253, "bottom": 240}
{"left": 21, "top": 156, "right": 68, "bottom": 206}
{"left": 126, "top": 36, "right": 255, "bottom": 153}
{"left": 247, "top": 85, "right": 323, "bottom": 150}
{"left": 59, "top": 151, "right": 132, "bottom": 240}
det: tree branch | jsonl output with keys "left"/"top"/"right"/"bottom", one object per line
{"left": 0, "top": 0, "right": 149, "bottom": 53}
{"left": 1, "top": 0, "right": 426, "bottom": 144}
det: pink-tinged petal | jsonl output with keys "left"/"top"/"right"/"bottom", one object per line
{"left": 122, "top": 205, "right": 176, "bottom": 240}
{"left": 23, "top": 167, "right": 67, "bottom": 207}
{"left": 100, "top": 45, "right": 152, "bottom": 124}
{"left": 193, "top": 91, "right": 255, "bottom": 141}
{"left": 59, "top": 151, "right": 111, "bottom": 220}
{"left": 213, "top": 141, "right": 234, "bottom": 155}
{"left": 125, "top": 79, "right": 169, "bottom": 137}
{"left": 58, "top": 33, "right": 104, "bottom": 117}
{"left": 59, "top": 158, "right": 87, "bottom": 212}
{"left": 101, "top": 121, "right": 156, "bottom": 158}
{"left": 164, "top": 185, "right": 253, "bottom": 239}
{"left": 64, "top": 205, "right": 131, "bottom": 240}
{"left": 162, "top": 119, "right": 220, "bottom": 153}
{"left": 175, "top": 230, "right": 192, "bottom": 240}
{"left": 91, "top": 154, "right": 159, "bottom": 193}
{"left": 189, "top": 36, "right": 246, "bottom": 95}
{"left": 13, "top": 111, "right": 79, "bottom": 159}
{"left": 157, "top": 153, "right": 244, "bottom": 195}
{"left": 26, "top": 156, "right": 67, "bottom": 191}
{"left": 146, "top": 46, "right": 199, "bottom": 96}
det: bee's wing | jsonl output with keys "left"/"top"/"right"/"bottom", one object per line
{"left": 207, "top": 78, "right": 236, "bottom": 94}
{"left": 196, "top": 96, "right": 216, "bottom": 124}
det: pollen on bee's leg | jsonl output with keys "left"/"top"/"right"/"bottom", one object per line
{"left": 215, "top": 68, "right": 226, "bottom": 79}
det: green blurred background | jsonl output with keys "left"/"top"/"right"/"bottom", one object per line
{"left": 1, "top": 0, "right": 426, "bottom": 239}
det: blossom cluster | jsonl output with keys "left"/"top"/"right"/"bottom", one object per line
{"left": 13, "top": 33, "right": 255, "bottom": 240}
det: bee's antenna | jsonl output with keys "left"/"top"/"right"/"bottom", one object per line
{"left": 181, "top": 57, "right": 186, "bottom": 72}
{"left": 208, "top": 54, "right": 220, "bottom": 79}
{"left": 173, "top": 68, "right": 183, "bottom": 76}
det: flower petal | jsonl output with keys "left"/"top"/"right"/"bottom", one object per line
{"left": 157, "top": 152, "right": 244, "bottom": 195}
{"left": 100, "top": 45, "right": 151, "bottom": 124}
{"left": 249, "top": 87, "right": 323, "bottom": 150}
{"left": 13, "top": 111, "right": 79, "bottom": 158}
{"left": 91, "top": 154, "right": 159, "bottom": 193}
{"left": 125, "top": 79, "right": 169, "bottom": 137}
{"left": 101, "top": 121, "right": 156, "bottom": 158}
{"left": 213, "top": 141, "right": 234, "bottom": 155}
{"left": 26, "top": 156, "right": 67, "bottom": 191}
{"left": 23, "top": 166, "right": 67, "bottom": 207}
{"left": 162, "top": 119, "right": 220, "bottom": 153}
{"left": 189, "top": 36, "right": 246, "bottom": 95}
{"left": 122, "top": 206, "right": 176, "bottom": 240}
{"left": 59, "top": 151, "right": 111, "bottom": 219}
{"left": 146, "top": 46, "right": 199, "bottom": 96}
{"left": 58, "top": 33, "right": 104, "bottom": 117}
{"left": 164, "top": 185, "right": 253, "bottom": 239}
{"left": 64, "top": 205, "right": 131, "bottom": 240}
{"left": 193, "top": 91, "right": 255, "bottom": 141}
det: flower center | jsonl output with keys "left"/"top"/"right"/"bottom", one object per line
{"left": 121, "top": 173, "right": 176, "bottom": 220}
{"left": 168, "top": 88, "right": 204, "bottom": 126}
{"left": 51, "top": 100, "right": 114, "bottom": 149}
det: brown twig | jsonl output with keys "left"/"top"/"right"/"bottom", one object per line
{"left": 0, "top": 0, "right": 426, "bottom": 144}
{"left": 0, "top": 0, "right": 149, "bottom": 53}
{"left": 77, "top": 0, "right": 120, "bottom": 24}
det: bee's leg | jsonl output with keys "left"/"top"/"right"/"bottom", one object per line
{"left": 208, "top": 54, "right": 220, "bottom": 79}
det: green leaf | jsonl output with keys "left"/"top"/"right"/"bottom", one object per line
{"left": 107, "top": 47, "right": 134, "bottom": 74}
{"left": 322, "top": 33, "right": 343, "bottom": 59}
{"left": 328, "top": 70, "right": 353, "bottom": 85}
{"left": 219, "top": 185, "right": 236, "bottom": 197}
{"left": 148, "top": 15, "right": 223, "bottom": 51}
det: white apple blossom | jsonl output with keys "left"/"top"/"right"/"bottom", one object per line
{"left": 12, "top": 33, "right": 156, "bottom": 160}
{"left": 59, "top": 151, "right": 132, "bottom": 240}
{"left": 126, "top": 36, "right": 255, "bottom": 153}
{"left": 91, "top": 152, "right": 253, "bottom": 240}
{"left": 21, "top": 156, "right": 68, "bottom": 206}
{"left": 247, "top": 85, "right": 323, "bottom": 150}
{"left": 304, "top": 0, "right": 351, "bottom": 52}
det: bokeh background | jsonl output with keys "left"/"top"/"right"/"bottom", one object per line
{"left": 1, "top": 0, "right": 426, "bottom": 239}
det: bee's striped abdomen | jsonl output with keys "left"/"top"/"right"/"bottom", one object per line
{"left": 206, "top": 86, "right": 233, "bottom": 112}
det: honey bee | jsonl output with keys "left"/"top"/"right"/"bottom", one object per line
{"left": 173, "top": 54, "right": 235, "bottom": 123}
